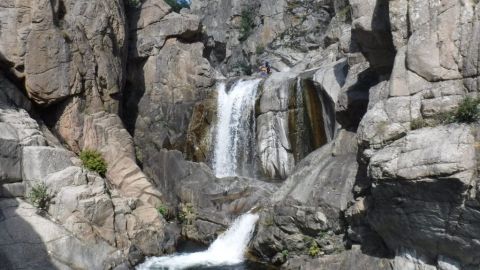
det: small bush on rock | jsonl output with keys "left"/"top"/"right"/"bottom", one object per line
{"left": 453, "top": 97, "right": 480, "bottom": 123}
{"left": 308, "top": 240, "right": 320, "bottom": 257}
{"left": 29, "top": 183, "right": 51, "bottom": 211}
{"left": 410, "top": 118, "right": 428, "bottom": 130}
{"left": 178, "top": 202, "right": 196, "bottom": 225}
{"left": 80, "top": 150, "right": 107, "bottom": 177}
{"left": 157, "top": 204, "right": 174, "bottom": 221}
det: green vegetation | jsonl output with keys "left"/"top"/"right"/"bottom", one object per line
{"left": 281, "top": 250, "right": 289, "bottom": 258}
{"left": 239, "top": 10, "right": 255, "bottom": 41}
{"left": 308, "top": 240, "right": 321, "bottom": 257}
{"left": 336, "top": 5, "right": 352, "bottom": 21}
{"left": 256, "top": 45, "right": 265, "bottom": 55}
{"left": 453, "top": 97, "right": 480, "bottom": 123}
{"left": 29, "top": 183, "right": 51, "bottom": 211}
{"left": 410, "top": 117, "right": 428, "bottom": 130}
{"left": 164, "top": 0, "right": 190, "bottom": 13}
{"left": 126, "top": 0, "right": 140, "bottom": 8}
{"left": 80, "top": 150, "right": 107, "bottom": 177}
{"left": 157, "top": 203, "right": 174, "bottom": 221}
{"left": 411, "top": 97, "right": 480, "bottom": 130}
{"left": 178, "top": 202, "right": 196, "bottom": 225}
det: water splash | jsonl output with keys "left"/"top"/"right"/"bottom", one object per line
{"left": 213, "top": 79, "right": 261, "bottom": 178}
{"left": 136, "top": 213, "right": 260, "bottom": 270}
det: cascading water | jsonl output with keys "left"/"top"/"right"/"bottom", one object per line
{"left": 213, "top": 79, "right": 261, "bottom": 178}
{"left": 136, "top": 213, "right": 259, "bottom": 270}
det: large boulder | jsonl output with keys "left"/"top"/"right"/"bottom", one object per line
{"left": 252, "top": 130, "right": 359, "bottom": 264}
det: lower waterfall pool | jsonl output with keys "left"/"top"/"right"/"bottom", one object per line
{"left": 136, "top": 213, "right": 272, "bottom": 270}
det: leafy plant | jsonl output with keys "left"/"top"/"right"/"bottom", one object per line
{"left": 178, "top": 202, "right": 196, "bottom": 225}
{"left": 164, "top": 0, "right": 190, "bottom": 13}
{"left": 281, "top": 250, "right": 289, "bottom": 258}
{"left": 239, "top": 10, "right": 254, "bottom": 41}
{"left": 157, "top": 204, "right": 174, "bottom": 221}
{"left": 29, "top": 183, "right": 52, "bottom": 211}
{"left": 453, "top": 97, "right": 480, "bottom": 123}
{"left": 308, "top": 240, "right": 321, "bottom": 257}
{"left": 80, "top": 150, "right": 107, "bottom": 177}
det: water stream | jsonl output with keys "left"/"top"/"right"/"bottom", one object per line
{"left": 137, "top": 79, "right": 263, "bottom": 270}
{"left": 136, "top": 213, "right": 260, "bottom": 270}
{"left": 213, "top": 79, "right": 261, "bottom": 178}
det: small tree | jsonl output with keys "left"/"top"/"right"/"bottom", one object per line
{"left": 29, "top": 183, "right": 52, "bottom": 211}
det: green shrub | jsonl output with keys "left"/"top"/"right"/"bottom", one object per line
{"left": 281, "top": 250, "right": 289, "bottom": 258}
{"left": 29, "top": 183, "right": 51, "bottom": 211}
{"left": 453, "top": 97, "right": 480, "bottom": 123}
{"left": 164, "top": 0, "right": 189, "bottom": 13}
{"left": 308, "top": 240, "right": 320, "bottom": 257}
{"left": 239, "top": 10, "right": 254, "bottom": 41}
{"left": 80, "top": 150, "right": 107, "bottom": 177}
{"left": 178, "top": 202, "right": 196, "bottom": 225}
{"left": 156, "top": 203, "right": 174, "bottom": 221}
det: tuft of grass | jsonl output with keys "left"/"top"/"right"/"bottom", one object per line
{"left": 410, "top": 118, "right": 428, "bottom": 130}
{"left": 29, "top": 183, "right": 52, "bottom": 211}
{"left": 453, "top": 97, "right": 480, "bottom": 123}
{"left": 308, "top": 240, "right": 321, "bottom": 257}
{"left": 80, "top": 150, "right": 107, "bottom": 177}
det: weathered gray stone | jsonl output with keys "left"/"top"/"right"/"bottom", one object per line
{"left": 0, "top": 123, "right": 21, "bottom": 183}
{"left": 0, "top": 199, "right": 121, "bottom": 270}
{"left": 252, "top": 130, "right": 358, "bottom": 262}
{"left": 284, "top": 246, "right": 394, "bottom": 270}
{"left": 22, "top": 146, "right": 74, "bottom": 185}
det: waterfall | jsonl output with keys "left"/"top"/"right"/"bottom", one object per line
{"left": 213, "top": 79, "right": 261, "bottom": 178}
{"left": 136, "top": 213, "right": 259, "bottom": 270}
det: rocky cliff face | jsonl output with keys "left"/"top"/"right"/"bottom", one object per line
{"left": 0, "top": 0, "right": 479, "bottom": 269}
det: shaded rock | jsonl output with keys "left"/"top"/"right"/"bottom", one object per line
{"left": 185, "top": 95, "right": 217, "bottom": 162}
{"left": 0, "top": 199, "right": 122, "bottom": 270}
{"left": 350, "top": 0, "right": 395, "bottom": 74}
{"left": 0, "top": 123, "right": 21, "bottom": 183}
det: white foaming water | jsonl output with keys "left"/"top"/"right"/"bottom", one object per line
{"left": 136, "top": 213, "right": 259, "bottom": 270}
{"left": 213, "top": 79, "right": 261, "bottom": 178}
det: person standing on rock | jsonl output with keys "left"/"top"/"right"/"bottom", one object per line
{"left": 260, "top": 61, "right": 272, "bottom": 77}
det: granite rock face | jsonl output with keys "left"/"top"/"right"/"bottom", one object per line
{"left": 0, "top": 0, "right": 126, "bottom": 109}
{"left": 252, "top": 130, "right": 359, "bottom": 264}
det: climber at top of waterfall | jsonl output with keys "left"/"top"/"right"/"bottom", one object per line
{"left": 259, "top": 62, "right": 272, "bottom": 77}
